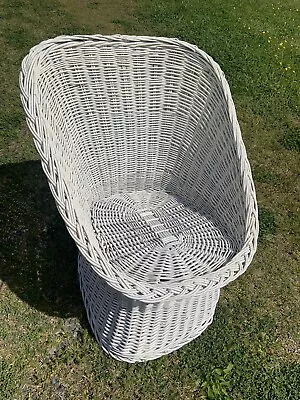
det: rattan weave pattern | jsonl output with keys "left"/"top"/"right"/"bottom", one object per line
{"left": 79, "top": 254, "right": 220, "bottom": 362}
{"left": 20, "top": 35, "right": 258, "bottom": 361}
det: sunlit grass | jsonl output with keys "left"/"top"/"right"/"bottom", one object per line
{"left": 0, "top": 0, "right": 299, "bottom": 398}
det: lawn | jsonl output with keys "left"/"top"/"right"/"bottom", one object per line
{"left": 0, "top": 0, "right": 299, "bottom": 399}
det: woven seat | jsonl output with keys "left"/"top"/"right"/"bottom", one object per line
{"left": 20, "top": 35, "right": 258, "bottom": 362}
{"left": 91, "top": 190, "right": 235, "bottom": 283}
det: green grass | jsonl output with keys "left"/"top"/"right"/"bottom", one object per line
{"left": 0, "top": 0, "right": 299, "bottom": 399}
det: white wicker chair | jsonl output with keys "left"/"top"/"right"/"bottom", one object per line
{"left": 20, "top": 35, "right": 258, "bottom": 362}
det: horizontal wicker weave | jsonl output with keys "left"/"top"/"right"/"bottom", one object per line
{"left": 20, "top": 35, "right": 258, "bottom": 362}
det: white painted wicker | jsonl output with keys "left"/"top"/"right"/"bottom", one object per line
{"left": 20, "top": 35, "right": 258, "bottom": 362}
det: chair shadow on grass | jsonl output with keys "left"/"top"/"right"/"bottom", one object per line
{"left": 0, "top": 160, "right": 85, "bottom": 319}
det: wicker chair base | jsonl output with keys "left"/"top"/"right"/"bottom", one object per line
{"left": 78, "top": 254, "right": 220, "bottom": 363}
